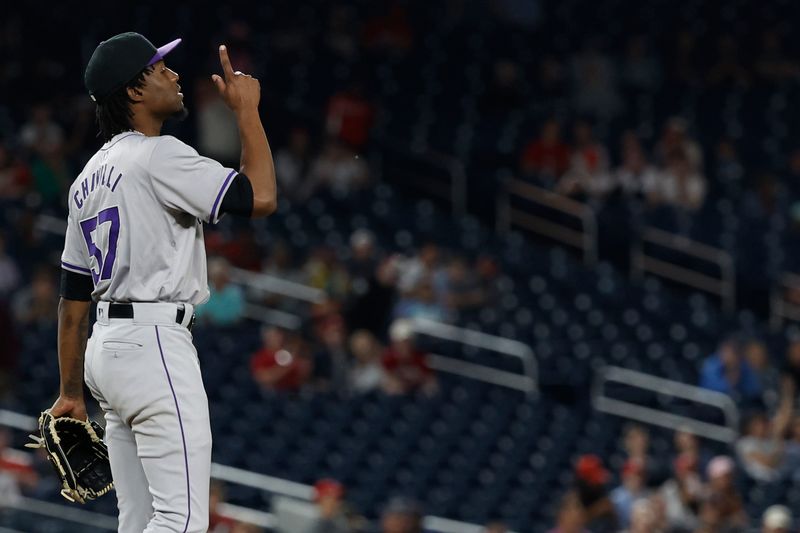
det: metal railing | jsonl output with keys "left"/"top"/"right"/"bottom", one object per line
{"left": 592, "top": 366, "right": 740, "bottom": 443}
{"left": 631, "top": 227, "right": 736, "bottom": 313}
{"left": 230, "top": 267, "right": 326, "bottom": 304}
{"left": 411, "top": 317, "right": 538, "bottom": 396}
{"left": 496, "top": 178, "right": 598, "bottom": 266}
{"left": 770, "top": 272, "right": 800, "bottom": 330}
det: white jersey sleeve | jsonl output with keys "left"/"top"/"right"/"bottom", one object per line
{"left": 61, "top": 208, "right": 93, "bottom": 278}
{"left": 148, "top": 135, "right": 238, "bottom": 224}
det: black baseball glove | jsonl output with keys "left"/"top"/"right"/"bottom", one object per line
{"left": 26, "top": 411, "right": 114, "bottom": 503}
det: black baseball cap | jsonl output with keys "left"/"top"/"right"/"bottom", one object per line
{"left": 85, "top": 32, "right": 181, "bottom": 103}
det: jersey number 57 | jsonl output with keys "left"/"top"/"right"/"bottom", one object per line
{"left": 79, "top": 206, "right": 120, "bottom": 286}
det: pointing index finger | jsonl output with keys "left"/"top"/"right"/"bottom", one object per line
{"left": 219, "top": 45, "right": 235, "bottom": 80}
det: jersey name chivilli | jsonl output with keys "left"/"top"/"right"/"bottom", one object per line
{"left": 73, "top": 163, "right": 124, "bottom": 210}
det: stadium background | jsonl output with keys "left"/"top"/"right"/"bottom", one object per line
{"left": 2, "top": 1, "right": 800, "bottom": 532}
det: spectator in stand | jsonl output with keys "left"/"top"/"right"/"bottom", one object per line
{"left": 570, "top": 39, "right": 622, "bottom": 120}
{"left": 19, "top": 104, "right": 63, "bottom": 155}
{"left": 30, "top": 137, "right": 72, "bottom": 206}
{"left": 755, "top": 31, "right": 800, "bottom": 84}
{"left": 557, "top": 120, "right": 613, "bottom": 200}
{"left": 304, "top": 478, "right": 365, "bottom": 533}
{"left": 0, "top": 142, "right": 32, "bottom": 200}
{"left": 704, "top": 456, "right": 748, "bottom": 531}
{"left": 674, "top": 429, "right": 712, "bottom": 474}
{"left": 624, "top": 498, "right": 659, "bottom": 533}
{"left": 715, "top": 139, "right": 744, "bottom": 188}
{"left": 382, "top": 319, "right": 437, "bottom": 396}
{"left": 743, "top": 340, "right": 781, "bottom": 411}
{"left": 537, "top": 55, "right": 567, "bottom": 100}
{"left": 194, "top": 76, "right": 240, "bottom": 168}
{"left": 312, "top": 317, "right": 350, "bottom": 393}
{"left": 274, "top": 127, "right": 312, "bottom": 202}
{"left": 251, "top": 326, "right": 313, "bottom": 393}
{"left": 700, "top": 337, "right": 761, "bottom": 405}
{"left": 347, "top": 229, "right": 380, "bottom": 284}
{"left": 547, "top": 492, "right": 588, "bottom": 533}
{"left": 610, "top": 459, "right": 649, "bottom": 529}
{"left": 380, "top": 496, "right": 423, "bottom": 533}
{"left": 195, "top": 257, "right": 245, "bottom": 327}
{"left": 326, "top": 83, "right": 374, "bottom": 149}
{"left": 782, "top": 413, "right": 800, "bottom": 481}
{"left": 646, "top": 149, "right": 706, "bottom": 211}
{"left": 0, "top": 429, "right": 38, "bottom": 499}
{"left": 572, "top": 454, "right": 618, "bottom": 533}
{"left": 520, "top": 118, "right": 571, "bottom": 186}
{"left": 735, "top": 410, "right": 786, "bottom": 483}
{"left": 209, "top": 480, "right": 237, "bottom": 533}
{"left": 0, "top": 233, "right": 20, "bottom": 299}
{"left": 393, "top": 280, "right": 446, "bottom": 322}
{"left": 434, "top": 255, "right": 485, "bottom": 317}
{"left": 308, "top": 138, "right": 370, "bottom": 197}
{"left": 362, "top": 1, "right": 414, "bottom": 56}
{"left": 706, "top": 35, "right": 751, "bottom": 89}
{"left": 780, "top": 338, "right": 800, "bottom": 407}
{"left": 620, "top": 36, "right": 661, "bottom": 94}
{"left": 12, "top": 264, "right": 57, "bottom": 329}
{"left": 348, "top": 330, "right": 385, "bottom": 394}
{"left": 654, "top": 118, "right": 703, "bottom": 173}
{"left": 621, "top": 424, "right": 653, "bottom": 478}
{"left": 475, "top": 254, "right": 501, "bottom": 308}
{"left": 659, "top": 453, "right": 702, "bottom": 532}
{"left": 345, "top": 255, "right": 400, "bottom": 339}
{"left": 481, "top": 59, "right": 525, "bottom": 115}
{"left": 304, "top": 246, "right": 350, "bottom": 301}
{"left": 761, "top": 505, "right": 793, "bottom": 533}
{"left": 0, "top": 300, "right": 20, "bottom": 397}
{"left": 324, "top": 5, "right": 359, "bottom": 61}
{"left": 481, "top": 521, "right": 508, "bottom": 533}
{"left": 397, "top": 243, "right": 440, "bottom": 296}
{"left": 616, "top": 132, "right": 658, "bottom": 198}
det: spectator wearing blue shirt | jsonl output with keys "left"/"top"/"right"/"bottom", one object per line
{"left": 196, "top": 256, "right": 245, "bottom": 327}
{"left": 700, "top": 337, "right": 761, "bottom": 404}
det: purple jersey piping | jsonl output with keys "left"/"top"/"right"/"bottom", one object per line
{"left": 61, "top": 261, "right": 92, "bottom": 275}
{"left": 210, "top": 170, "right": 237, "bottom": 224}
{"left": 154, "top": 325, "right": 191, "bottom": 532}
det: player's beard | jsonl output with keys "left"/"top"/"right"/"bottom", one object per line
{"left": 169, "top": 105, "right": 189, "bottom": 123}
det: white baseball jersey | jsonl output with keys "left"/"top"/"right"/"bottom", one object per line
{"left": 60, "top": 130, "right": 237, "bottom": 304}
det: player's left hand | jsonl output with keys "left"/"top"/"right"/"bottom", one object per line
{"left": 49, "top": 396, "right": 87, "bottom": 421}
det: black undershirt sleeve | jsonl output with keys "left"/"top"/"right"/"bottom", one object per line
{"left": 220, "top": 173, "right": 254, "bottom": 218}
{"left": 60, "top": 268, "right": 94, "bottom": 301}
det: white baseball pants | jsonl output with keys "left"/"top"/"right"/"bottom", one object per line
{"left": 85, "top": 302, "right": 211, "bottom": 533}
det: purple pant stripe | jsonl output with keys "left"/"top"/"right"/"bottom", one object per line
{"left": 154, "top": 325, "right": 191, "bottom": 533}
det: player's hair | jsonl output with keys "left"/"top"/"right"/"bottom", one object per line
{"left": 95, "top": 66, "right": 154, "bottom": 142}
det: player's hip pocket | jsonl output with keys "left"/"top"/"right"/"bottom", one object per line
{"left": 102, "top": 340, "right": 144, "bottom": 352}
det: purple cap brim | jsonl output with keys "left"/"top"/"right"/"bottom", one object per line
{"left": 147, "top": 38, "right": 182, "bottom": 66}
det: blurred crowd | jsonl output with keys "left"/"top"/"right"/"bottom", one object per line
{"left": 199, "top": 232, "right": 502, "bottom": 398}
{"left": 551, "top": 426, "right": 795, "bottom": 533}
{"left": 519, "top": 117, "right": 708, "bottom": 214}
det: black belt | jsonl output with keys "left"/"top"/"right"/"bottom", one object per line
{"left": 107, "top": 303, "right": 195, "bottom": 331}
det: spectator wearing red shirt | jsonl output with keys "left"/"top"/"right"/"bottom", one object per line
{"left": 326, "top": 84, "right": 375, "bottom": 149}
{"left": 209, "top": 481, "right": 237, "bottom": 533}
{"left": 520, "top": 118, "right": 571, "bottom": 186}
{"left": 382, "top": 319, "right": 437, "bottom": 396}
{"left": 251, "top": 326, "right": 312, "bottom": 392}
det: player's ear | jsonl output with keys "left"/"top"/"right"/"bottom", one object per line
{"left": 126, "top": 86, "right": 144, "bottom": 102}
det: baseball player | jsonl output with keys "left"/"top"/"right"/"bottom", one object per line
{"left": 50, "top": 32, "right": 276, "bottom": 532}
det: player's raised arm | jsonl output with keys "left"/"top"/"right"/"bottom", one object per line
{"left": 212, "top": 44, "right": 277, "bottom": 217}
